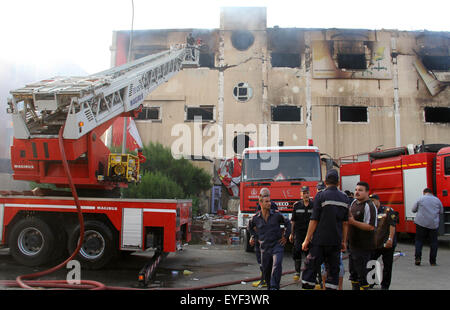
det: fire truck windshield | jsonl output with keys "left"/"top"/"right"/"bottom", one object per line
{"left": 242, "top": 151, "right": 321, "bottom": 182}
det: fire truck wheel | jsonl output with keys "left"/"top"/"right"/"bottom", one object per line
{"left": 8, "top": 217, "right": 56, "bottom": 267}
{"left": 67, "top": 220, "right": 116, "bottom": 270}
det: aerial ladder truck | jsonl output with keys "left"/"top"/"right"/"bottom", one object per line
{"left": 1, "top": 44, "right": 199, "bottom": 286}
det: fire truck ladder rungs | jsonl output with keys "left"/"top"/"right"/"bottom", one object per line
{"left": 8, "top": 45, "right": 199, "bottom": 140}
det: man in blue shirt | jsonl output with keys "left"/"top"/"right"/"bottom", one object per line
{"left": 412, "top": 188, "right": 444, "bottom": 266}
{"left": 301, "top": 169, "right": 349, "bottom": 290}
{"left": 249, "top": 188, "right": 278, "bottom": 287}
{"left": 249, "top": 195, "right": 291, "bottom": 290}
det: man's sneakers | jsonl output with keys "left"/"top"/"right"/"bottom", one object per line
{"left": 252, "top": 279, "right": 268, "bottom": 288}
{"left": 415, "top": 258, "right": 421, "bottom": 266}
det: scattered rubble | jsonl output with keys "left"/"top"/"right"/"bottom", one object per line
{"left": 191, "top": 213, "right": 239, "bottom": 245}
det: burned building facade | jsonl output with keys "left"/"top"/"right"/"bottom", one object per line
{"left": 110, "top": 7, "right": 450, "bottom": 176}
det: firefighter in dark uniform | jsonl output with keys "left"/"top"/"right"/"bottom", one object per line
{"left": 290, "top": 185, "right": 313, "bottom": 280}
{"left": 249, "top": 188, "right": 278, "bottom": 288}
{"left": 370, "top": 193, "right": 399, "bottom": 290}
{"left": 301, "top": 169, "right": 349, "bottom": 290}
{"left": 249, "top": 195, "right": 291, "bottom": 290}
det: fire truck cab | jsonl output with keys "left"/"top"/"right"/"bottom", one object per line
{"left": 238, "top": 146, "right": 322, "bottom": 251}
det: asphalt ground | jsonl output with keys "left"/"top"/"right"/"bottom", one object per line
{"left": 1, "top": 235, "right": 450, "bottom": 291}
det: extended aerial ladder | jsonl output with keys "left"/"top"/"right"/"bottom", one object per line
{"left": 7, "top": 45, "right": 199, "bottom": 191}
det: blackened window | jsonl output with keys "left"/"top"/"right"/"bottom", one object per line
{"left": 135, "top": 107, "right": 160, "bottom": 120}
{"left": 340, "top": 106, "right": 368, "bottom": 122}
{"left": 424, "top": 107, "right": 450, "bottom": 123}
{"left": 271, "top": 53, "right": 301, "bottom": 68}
{"left": 337, "top": 54, "right": 367, "bottom": 70}
{"left": 199, "top": 53, "right": 215, "bottom": 68}
{"left": 231, "top": 30, "right": 255, "bottom": 51}
{"left": 186, "top": 106, "right": 214, "bottom": 121}
{"left": 271, "top": 105, "right": 301, "bottom": 122}
{"left": 422, "top": 56, "right": 450, "bottom": 71}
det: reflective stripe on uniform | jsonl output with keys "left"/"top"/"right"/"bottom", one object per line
{"left": 325, "top": 282, "right": 338, "bottom": 289}
{"left": 321, "top": 200, "right": 349, "bottom": 208}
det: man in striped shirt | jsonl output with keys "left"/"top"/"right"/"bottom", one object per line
{"left": 348, "top": 181, "right": 377, "bottom": 290}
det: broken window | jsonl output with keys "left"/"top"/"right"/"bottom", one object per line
{"left": 233, "top": 82, "right": 253, "bottom": 102}
{"left": 271, "top": 53, "right": 301, "bottom": 68}
{"left": 271, "top": 105, "right": 301, "bottom": 122}
{"left": 424, "top": 107, "right": 450, "bottom": 123}
{"left": 199, "top": 53, "right": 215, "bottom": 68}
{"left": 332, "top": 40, "right": 370, "bottom": 70}
{"left": 421, "top": 56, "right": 450, "bottom": 71}
{"left": 135, "top": 107, "right": 160, "bottom": 121}
{"left": 337, "top": 54, "right": 367, "bottom": 70}
{"left": 186, "top": 105, "right": 214, "bottom": 121}
{"left": 339, "top": 106, "right": 368, "bottom": 123}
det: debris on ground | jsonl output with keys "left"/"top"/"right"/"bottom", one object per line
{"left": 191, "top": 212, "right": 239, "bottom": 245}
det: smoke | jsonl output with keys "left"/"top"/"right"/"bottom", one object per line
{"left": 0, "top": 59, "right": 87, "bottom": 161}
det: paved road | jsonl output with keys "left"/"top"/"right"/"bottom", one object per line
{"left": 1, "top": 236, "right": 449, "bottom": 290}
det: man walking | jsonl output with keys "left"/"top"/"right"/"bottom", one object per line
{"left": 290, "top": 186, "right": 313, "bottom": 280}
{"left": 249, "top": 195, "right": 291, "bottom": 290}
{"left": 301, "top": 169, "right": 349, "bottom": 290}
{"left": 348, "top": 181, "right": 377, "bottom": 290}
{"left": 412, "top": 188, "right": 444, "bottom": 266}
{"left": 249, "top": 188, "right": 278, "bottom": 287}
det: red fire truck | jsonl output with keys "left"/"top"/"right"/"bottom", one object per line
{"left": 339, "top": 144, "right": 450, "bottom": 236}
{"left": 0, "top": 45, "right": 199, "bottom": 285}
{"left": 238, "top": 146, "right": 323, "bottom": 251}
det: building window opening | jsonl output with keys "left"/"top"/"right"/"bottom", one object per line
{"left": 135, "top": 107, "right": 160, "bottom": 120}
{"left": 424, "top": 107, "right": 450, "bottom": 123}
{"left": 337, "top": 54, "right": 367, "bottom": 70}
{"left": 199, "top": 53, "right": 215, "bottom": 68}
{"left": 231, "top": 30, "right": 255, "bottom": 51}
{"left": 233, "top": 82, "right": 253, "bottom": 102}
{"left": 339, "top": 106, "right": 368, "bottom": 122}
{"left": 271, "top": 105, "right": 301, "bottom": 122}
{"left": 271, "top": 53, "right": 301, "bottom": 68}
{"left": 421, "top": 56, "right": 450, "bottom": 71}
{"left": 186, "top": 106, "right": 214, "bottom": 121}
{"left": 233, "top": 134, "right": 251, "bottom": 154}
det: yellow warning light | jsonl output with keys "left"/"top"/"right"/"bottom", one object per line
{"left": 79, "top": 122, "right": 84, "bottom": 127}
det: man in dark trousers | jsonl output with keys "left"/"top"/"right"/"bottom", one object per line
{"left": 290, "top": 185, "right": 313, "bottom": 280}
{"left": 412, "top": 188, "right": 444, "bottom": 266}
{"left": 249, "top": 195, "right": 291, "bottom": 290}
{"left": 348, "top": 181, "right": 377, "bottom": 290}
{"left": 249, "top": 188, "right": 278, "bottom": 288}
{"left": 301, "top": 169, "right": 349, "bottom": 290}
{"left": 370, "top": 193, "right": 398, "bottom": 290}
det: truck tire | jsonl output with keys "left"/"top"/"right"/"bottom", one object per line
{"left": 67, "top": 220, "right": 117, "bottom": 270}
{"left": 8, "top": 217, "right": 56, "bottom": 267}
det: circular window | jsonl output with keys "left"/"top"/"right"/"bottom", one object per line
{"left": 233, "top": 82, "right": 253, "bottom": 102}
{"left": 231, "top": 30, "right": 255, "bottom": 51}
{"left": 233, "top": 134, "right": 251, "bottom": 154}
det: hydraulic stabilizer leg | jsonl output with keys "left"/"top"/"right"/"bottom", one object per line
{"left": 137, "top": 250, "right": 167, "bottom": 287}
